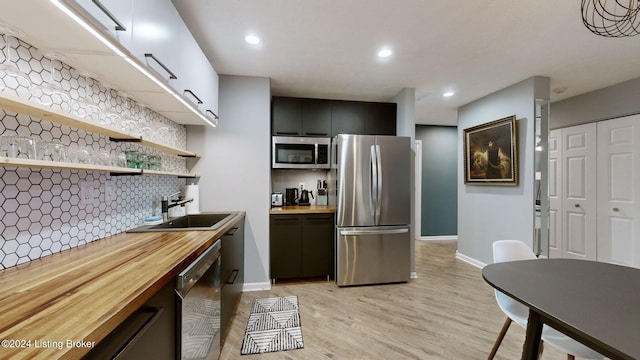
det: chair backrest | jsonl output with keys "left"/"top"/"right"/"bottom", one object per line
{"left": 492, "top": 240, "right": 536, "bottom": 327}
{"left": 493, "top": 240, "right": 537, "bottom": 263}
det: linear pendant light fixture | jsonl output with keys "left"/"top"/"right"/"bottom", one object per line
{"left": 581, "top": 0, "right": 640, "bottom": 37}
{"left": 49, "top": 0, "right": 217, "bottom": 127}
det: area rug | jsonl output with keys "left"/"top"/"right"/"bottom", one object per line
{"left": 240, "top": 296, "right": 304, "bottom": 355}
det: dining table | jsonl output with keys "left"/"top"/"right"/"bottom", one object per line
{"left": 482, "top": 258, "right": 640, "bottom": 360}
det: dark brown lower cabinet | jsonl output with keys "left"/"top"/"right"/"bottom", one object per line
{"left": 221, "top": 217, "right": 244, "bottom": 342}
{"left": 270, "top": 213, "right": 335, "bottom": 280}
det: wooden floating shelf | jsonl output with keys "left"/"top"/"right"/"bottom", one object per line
{"left": 0, "top": 91, "right": 198, "bottom": 158}
{"left": 0, "top": 157, "right": 197, "bottom": 177}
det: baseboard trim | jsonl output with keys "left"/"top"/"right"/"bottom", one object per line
{"left": 242, "top": 281, "right": 272, "bottom": 292}
{"left": 455, "top": 251, "right": 487, "bottom": 269}
{"left": 417, "top": 235, "right": 458, "bottom": 242}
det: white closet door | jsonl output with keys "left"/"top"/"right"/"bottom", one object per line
{"left": 548, "top": 129, "right": 562, "bottom": 258}
{"left": 561, "top": 123, "right": 597, "bottom": 260}
{"left": 597, "top": 115, "right": 640, "bottom": 267}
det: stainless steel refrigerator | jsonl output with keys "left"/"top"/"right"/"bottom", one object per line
{"left": 329, "top": 134, "right": 411, "bottom": 286}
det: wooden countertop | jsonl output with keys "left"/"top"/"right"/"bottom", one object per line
{"left": 269, "top": 205, "right": 337, "bottom": 214}
{"left": 0, "top": 211, "right": 245, "bottom": 360}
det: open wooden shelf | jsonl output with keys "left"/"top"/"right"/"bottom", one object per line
{"left": 0, "top": 91, "right": 199, "bottom": 158}
{"left": 0, "top": 157, "right": 198, "bottom": 178}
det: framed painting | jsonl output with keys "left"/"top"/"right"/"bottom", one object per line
{"left": 463, "top": 115, "right": 518, "bottom": 185}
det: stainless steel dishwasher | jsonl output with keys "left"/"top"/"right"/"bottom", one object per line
{"left": 175, "top": 239, "right": 222, "bottom": 360}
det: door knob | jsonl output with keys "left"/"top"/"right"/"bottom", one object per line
{"left": 574, "top": 204, "right": 580, "bottom": 208}
{"left": 613, "top": 207, "right": 620, "bottom": 212}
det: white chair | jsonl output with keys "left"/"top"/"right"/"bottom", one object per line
{"left": 488, "top": 240, "right": 605, "bottom": 360}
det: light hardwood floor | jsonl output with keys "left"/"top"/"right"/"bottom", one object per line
{"left": 220, "top": 240, "right": 573, "bottom": 359}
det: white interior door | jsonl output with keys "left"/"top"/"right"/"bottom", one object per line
{"left": 596, "top": 115, "right": 640, "bottom": 267}
{"left": 561, "top": 123, "right": 597, "bottom": 260}
{"left": 548, "top": 129, "right": 562, "bottom": 258}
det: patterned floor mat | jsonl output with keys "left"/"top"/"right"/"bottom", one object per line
{"left": 240, "top": 296, "right": 304, "bottom": 355}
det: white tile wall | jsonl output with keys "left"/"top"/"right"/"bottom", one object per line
{"left": 0, "top": 36, "right": 189, "bottom": 269}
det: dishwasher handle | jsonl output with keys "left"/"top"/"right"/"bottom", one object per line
{"left": 176, "top": 239, "right": 221, "bottom": 291}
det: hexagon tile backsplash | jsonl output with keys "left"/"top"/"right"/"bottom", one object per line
{"left": 0, "top": 36, "right": 190, "bottom": 269}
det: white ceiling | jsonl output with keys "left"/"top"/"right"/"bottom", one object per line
{"left": 172, "top": 0, "right": 640, "bottom": 126}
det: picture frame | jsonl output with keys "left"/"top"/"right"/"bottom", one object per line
{"left": 463, "top": 115, "right": 518, "bottom": 185}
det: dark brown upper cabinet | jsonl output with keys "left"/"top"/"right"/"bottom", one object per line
{"left": 302, "top": 98, "right": 332, "bottom": 136}
{"left": 330, "top": 100, "right": 365, "bottom": 137}
{"left": 364, "top": 102, "right": 397, "bottom": 135}
{"left": 272, "top": 97, "right": 303, "bottom": 136}
{"left": 272, "top": 97, "right": 396, "bottom": 138}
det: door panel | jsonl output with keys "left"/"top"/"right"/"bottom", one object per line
{"left": 548, "top": 129, "right": 562, "bottom": 258}
{"left": 336, "top": 135, "right": 376, "bottom": 227}
{"left": 376, "top": 136, "right": 411, "bottom": 226}
{"left": 561, "top": 123, "right": 596, "bottom": 260}
{"left": 597, "top": 115, "right": 640, "bottom": 267}
{"left": 336, "top": 226, "right": 410, "bottom": 286}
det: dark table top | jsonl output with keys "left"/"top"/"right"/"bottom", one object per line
{"left": 482, "top": 259, "right": 640, "bottom": 360}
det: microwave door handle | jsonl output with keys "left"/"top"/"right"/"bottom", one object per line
{"left": 315, "top": 143, "right": 319, "bottom": 166}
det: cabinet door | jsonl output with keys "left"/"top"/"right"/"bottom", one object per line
{"left": 302, "top": 99, "right": 331, "bottom": 137}
{"left": 175, "top": 19, "right": 204, "bottom": 108}
{"left": 331, "top": 100, "right": 364, "bottom": 137}
{"left": 221, "top": 219, "right": 244, "bottom": 341}
{"left": 126, "top": 0, "right": 180, "bottom": 82}
{"left": 302, "top": 214, "right": 335, "bottom": 277}
{"left": 364, "top": 102, "right": 396, "bottom": 135}
{"left": 270, "top": 215, "right": 302, "bottom": 279}
{"left": 272, "top": 97, "right": 302, "bottom": 136}
{"left": 597, "top": 115, "right": 640, "bottom": 268}
{"left": 75, "top": 0, "right": 133, "bottom": 43}
{"left": 561, "top": 123, "right": 597, "bottom": 260}
{"left": 200, "top": 56, "right": 219, "bottom": 119}
{"left": 548, "top": 129, "right": 562, "bottom": 258}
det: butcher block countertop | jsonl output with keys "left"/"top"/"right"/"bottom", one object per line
{"left": 0, "top": 211, "right": 245, "bottom": 360}
{"left": 269, "top": 205, "right": 337, "bottom": 215}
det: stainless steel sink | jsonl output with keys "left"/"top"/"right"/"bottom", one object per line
{"left": 127, "top": 213, "right": 234, "bottom": 232}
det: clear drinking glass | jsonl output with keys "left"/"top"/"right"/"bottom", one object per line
{"left": 125, "top": 150, "right": 140, "bottom": 169}
{"left": 37, "top": 140, "right": 66, "bottom": 162}
{"left": 0, "top": 27, "right": 31, "bottom": 89}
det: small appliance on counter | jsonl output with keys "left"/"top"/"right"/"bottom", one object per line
{"left": 285, "top": 188, "right": 298, "bottom": 206}
{"left": 298, "top": 190, "right": 313, "bottom": 206}
{"left": 271, "top": 192, "right": 283, "bottom": 207}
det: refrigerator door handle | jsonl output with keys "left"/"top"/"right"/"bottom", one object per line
{"left": 375, "top": 144, "right": 383, "bottom": 224}
{"left": 339, "top": 228, "right": 409, "bottom": 236}
{"left": 370, "top": 145, "right": 378, "bottom": 222}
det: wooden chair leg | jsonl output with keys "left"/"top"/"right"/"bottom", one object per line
{"left": 488, "top": 317, "right": 512, "bottom": 360}
{"left": 567, "top": 355, "right": 575, "bottom": 360}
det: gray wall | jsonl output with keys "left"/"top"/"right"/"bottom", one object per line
{"left": 552, "top": 77, "right": 640, "bottom": 129}
{"left": 415, "top": 125, "right": 457, "bottom": 237}
{"left": 457, "top": 76, "right": 549, "bottom": 265}
{"left": 392, "top": 88, "right": 416, "bottom": 276}
{"left": 187, "top": 75, "right": 272, "bottom": 289}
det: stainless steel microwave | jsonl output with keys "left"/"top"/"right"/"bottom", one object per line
{"left": 272, "top": 136, "right": 331, "bottom": 169}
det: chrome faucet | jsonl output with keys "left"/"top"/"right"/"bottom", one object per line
{"left": 161, "top": 191, "right": 193, "bottom": 221}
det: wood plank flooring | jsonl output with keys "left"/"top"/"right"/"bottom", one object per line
{"left": 220, "top": 240, "right": 573, "bottom": 359}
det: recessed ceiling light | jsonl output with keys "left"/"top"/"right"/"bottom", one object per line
{"left": 443, "top": 91, "right": 455, "bottom": 97}
{"left": 245, "top": 34, "right": 262, "bottom": 45}
{"left": 377, "top": 48, "right": 393, "bottom": 58}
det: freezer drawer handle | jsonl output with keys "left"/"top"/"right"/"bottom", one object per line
{"left": 339, "top": 228, "right": 409, "bottom": 236}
